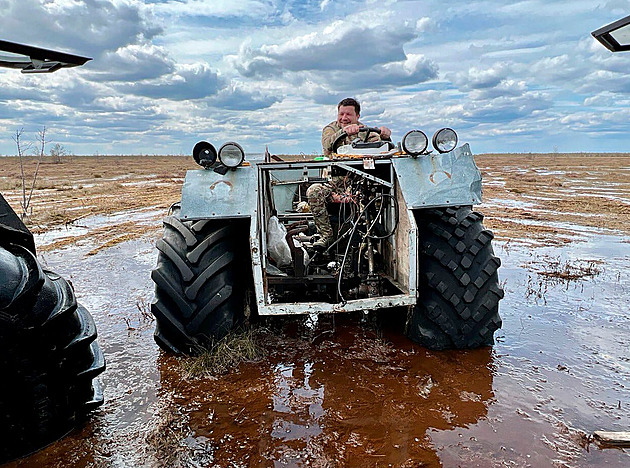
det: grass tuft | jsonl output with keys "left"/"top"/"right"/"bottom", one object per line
{"left": 536, "top": 258, "right": 602, "bottom": 281}
{"left": 181, "top": 328, "right": 266, "bottom": 378}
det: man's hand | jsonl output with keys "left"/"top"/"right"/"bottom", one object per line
{"left": 379, "top": 126, "right": 392, "bottom": 140}
{"left": 343, "top": 123, "right": 361, "bottom": 136}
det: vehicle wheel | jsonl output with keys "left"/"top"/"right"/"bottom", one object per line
{"left": 151, "top": 207, "right": 249, "bottom": 354}
{"left": 407, "top": 206, "right": 503, "bottom": 349}
{"left": 0, "top": 244, "right": 105, "bottom": 463}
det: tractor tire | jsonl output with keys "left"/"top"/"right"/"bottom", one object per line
{"left": 0, "top": 244, "right": 105, "bottom": 463}
{"left": 151, "top": 207, "right": 248, "bottom": 354}
{"left": 407, "top": 206, "right": 503, "bottom": 349}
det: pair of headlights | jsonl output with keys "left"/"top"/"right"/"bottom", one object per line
{"left": 401, "top": 128, "right": 458, "bottom": 156}
{"left": 192, "top": 141, "right": 245, "bottom": 169}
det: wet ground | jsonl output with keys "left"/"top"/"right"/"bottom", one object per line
{"left": 2, "top": 155, "right": 630, "bottom": 467}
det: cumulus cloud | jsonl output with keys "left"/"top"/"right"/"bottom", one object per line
{"left": 2, "top": 0, "right": 630, "bottom": 155}
{"left": 152, "top": 0, "right": 276, "bottom": 19}
{"left": 459, "top": 92, "right": 551, "bottom": 124}
{"left": 208, "top": 82, "right": 280, "bottom": 110}
{"left": 118, "top": 63, "right": 222, "bottom": 100}
{"left": 234, "top": 18, "right": 417, "bottom": 77}
{"left": 469, "top": 79, "right": 527, "bottom": 100}
{"left": 454, "top": 64, "right": 510, "bottom": 91}
{"left": 1, "top": 0, "right": 161, "bottom": 58}
{"left": 89, "top": 44, "right": 175, "bottom": 81}
{"left": 322, "top": 53, "right": 438, "bottom": 91}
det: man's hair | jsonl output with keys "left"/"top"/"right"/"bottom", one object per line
{"left": 337, "top": 97, "right": 360, "bottom": 115}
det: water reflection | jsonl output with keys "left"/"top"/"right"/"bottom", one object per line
{"left": 155, "top": 316, "right": 496, "bottom": 466}
{"left": 5, "top": 233, "right": 629, "bottom": 467}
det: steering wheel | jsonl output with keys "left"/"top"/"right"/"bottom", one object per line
{"left": 331, "top": 126, "right": 382, "bottom": 153}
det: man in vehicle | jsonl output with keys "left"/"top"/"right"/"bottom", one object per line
{"left": 321, "top": 97, "right": 392, "bottom": 156}
{"left": 308, "top": 98, "right": 392, "bottom": 250}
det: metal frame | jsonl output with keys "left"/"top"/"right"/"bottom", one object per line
{"left": 254, "top": 158, "right": 417, "bottom": 315}
{"left": 0, "top": 39, "right": 91, "bottom": 73}
{"left": 592, "top": 15, "right": 630, "bottom": 52}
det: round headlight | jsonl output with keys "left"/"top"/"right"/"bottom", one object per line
{"left": 218, "top": 142, "right": 245, "bottom": 168}
{"left": 402, "top": 130, "right": 428, "bottom": 156}
{"left": 192, "top": 141, "right": 217, "bottom": 168}
{"left": 432, "top": 128, "right": 458, "bottom": 153}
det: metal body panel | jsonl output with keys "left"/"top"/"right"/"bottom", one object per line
{"left": 257, "top": 293, "right": 417, "bottom": 315}
{"left": 180, "top": 167, "right": 258, "bottom": 220}
{"left": 392, "top": 143, "right": 482, "bottom": 209}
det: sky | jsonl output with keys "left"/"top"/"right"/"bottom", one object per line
{"left": 0, "top": 0, "right": 629, "bottom": 156}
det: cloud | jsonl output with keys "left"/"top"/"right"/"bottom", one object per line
{"left": 2, "top": 0, "right": 630, "bottom": 155}
{"left": 458, "top": 92, "right": 551, "bottom": 124}
{"left": 453, "top": 64, "right": 510, "bottom": 91}
{"left": 321, "top": 53, "right": 438, "bottom": 91}
{"left": 118, "top": 63, "right": 223, "bottom": 100}
{"left": 0, "top": 0, "right": 161, "bottom": 58}
{"left": 234, "top": 17, "right": 417, "bottom": 77}
{"left": 89, "top": 44, "right": 175, "bottom": 81}
{"left": 469, "top": 79, "right": 527, "bottom": 100}
{"left": 152, "top": 0, "right": 277, "bottom": 19}
{"left": 208, "top": 82, "right": 280, "bottom": 110}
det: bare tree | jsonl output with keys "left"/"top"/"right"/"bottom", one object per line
{"left": 50, "top": 142, "right": 67, "bottom": 163}
{"left": 13, "top": 127, "right": 47, "bottom": 220}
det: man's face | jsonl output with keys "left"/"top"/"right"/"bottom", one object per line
{"left": 337, "top": 105, "right": 359, "bottom": 127}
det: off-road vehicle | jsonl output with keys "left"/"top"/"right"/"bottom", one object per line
{"left": 151, "top": 127, "right": 503, "bottom": 354}
{"left": 0, "top": 40, "right": 104, "bottom": 463}
{"left": 0, "top": 195, "right": 105, "bottom": 463}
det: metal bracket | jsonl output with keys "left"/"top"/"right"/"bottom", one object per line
{"left": 335, "top": 162, "right": 393, "bottom": 188}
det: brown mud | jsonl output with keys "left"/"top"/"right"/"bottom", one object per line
{"left": 1, "top": 153, "right": 629, "bottom": 467}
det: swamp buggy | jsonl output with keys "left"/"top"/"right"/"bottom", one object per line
{"left": 151, "top": 127, "right": 503, "bottom": 354}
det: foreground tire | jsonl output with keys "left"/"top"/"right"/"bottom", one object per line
{"left": 151, "top": 208, "right": 248, "bottom": 354}
{"left": 407, "top": 206, "right": 503, "bottom": 349}
{"left": 0, "top": 244, "right": 105, "bottom": 463}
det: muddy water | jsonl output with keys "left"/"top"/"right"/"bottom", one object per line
{"left": 4, "top": 228, "right": 630, "bottom": 467}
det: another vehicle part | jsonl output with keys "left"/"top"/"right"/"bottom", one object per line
{"left": 432, "top": 128, "right": 458, "bottom": 154}
{"left": 0, "top": 41, "right": 103, "bottom": 463}
{"left": 0, "top": 197, "right": 105, "bottom": 463}
{"left": 592, "top": 14, "right": 630, "bottom": 52}
{"left": 0, "top": 39, "right": 91, "bottom": 73}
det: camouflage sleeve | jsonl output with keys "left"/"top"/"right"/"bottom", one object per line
{"left": 322, "top": 124, "right": 344, "bottom": 156}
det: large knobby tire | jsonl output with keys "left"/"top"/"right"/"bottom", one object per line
{"left": 151, "top": 208, "right": 249, "bottom": 354}
{"left": 407, "top": 206, "right": 504, "bottom": 349}
{"left": 0, "top": 244, "right": 105, "bottom": 463}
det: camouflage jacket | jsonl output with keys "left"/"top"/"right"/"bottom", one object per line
{"left": 321, "top": 121, "right": 385, "bottom": 156}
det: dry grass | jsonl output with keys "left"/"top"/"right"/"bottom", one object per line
{"left": 144, "top": 404, "right": 191, "bottom": 467}
{"left": 179, "top": 328, "right": 266, "bottom": 378}
{"left": 37, "top": 220, "right": 161, "bottom": 253}
{"left": 535, "top": 258, "right": 603, "bottom": 281}
{"left": 2, "top": 153, "right": 629, "bottom": 251}
{"left": 476, "top": 153, "right": 630, "bottom": 243}
{"left": 0, "top": 155, "right": 197, "bottom": 228}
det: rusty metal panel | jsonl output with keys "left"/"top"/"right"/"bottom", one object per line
{"left": 180, "top": 167, "right": 258, "bottom": 220}
{"left": 392, "top": 143, "right": 482, "bottom": 209}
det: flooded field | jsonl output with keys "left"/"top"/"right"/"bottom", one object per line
{"left": 2, "top": 154, "right": 629, "bottom": 467}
